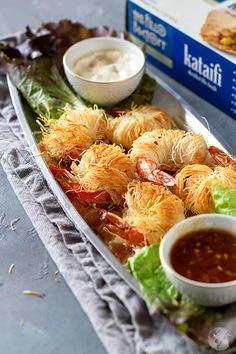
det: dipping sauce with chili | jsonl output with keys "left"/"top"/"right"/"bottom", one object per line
{"left": 170, "top": 229, "right": 236, "bottom": 283}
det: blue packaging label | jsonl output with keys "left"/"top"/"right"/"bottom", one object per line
{"left": 127, "top": 0, "right": 236, "bottom": 120}
{"left": 128, "top": 1, "right": 173, "bottom": 58}
{"left": 173, "top": 32, "right": 236, "bottom": 118}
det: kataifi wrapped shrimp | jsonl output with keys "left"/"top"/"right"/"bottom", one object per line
{"left": 131, "top": 128, "right": 209, "bottom": 171}
{"left": 106, "top": 105, "right": 172, "bottom": 150}
{"left": 39, "top": 105, "right": 106, "bottom": 163}
{"left": 50, "top": 143, "right": 135, "bottom": 206}
{"left": 102, "top": 181, "right": 185, "bottom": 246}
{"left": 174, "top": 147, "right": 236, "bottom": 214}
{"left": 70, "top": 143, "right": 135, "bottom": 205}
{"left": 129, "top": 128, "right": 211, "bottom": 184}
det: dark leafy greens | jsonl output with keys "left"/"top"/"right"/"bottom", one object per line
{"left": 119, "top": 73, "right": 156, "bottom": 108}
{"left": 8, "top": 21, "right": 116, "bottom": 64}
{"left": 0, "top": 19, "right": 156, "bottom": 119}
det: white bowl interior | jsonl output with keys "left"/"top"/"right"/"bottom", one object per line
{"left": 63, "top": 37, "right": 145, "bottom": 82}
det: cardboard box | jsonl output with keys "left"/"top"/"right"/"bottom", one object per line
{"left": 126, "top": 0, "right": 236, "bottom": 119}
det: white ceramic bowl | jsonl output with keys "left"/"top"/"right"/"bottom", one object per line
{"left": 63, "top": 37, "right": 145, "bottom": 106}
{"left": 160, "top": 214, "right": 236, "bottom": 307}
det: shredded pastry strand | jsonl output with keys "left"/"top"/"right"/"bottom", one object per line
{"left": 130, "top": 129, "right": 209, "bottom": 171}
{"left": 71, "top": 143, "right": 135, "bottom": 205}
{"left": 39, "top": 105, "right": 106, "bottom": 162}
{"left": 106, "top": 105, "right": 172, "bottom": 150}
{"left": 175, "top": 164, "right": 236, "bottom": 214}
{"left": 123, "top": 181, "right": 185, "bottom": 244}
{"left": 130, "top": 129, "right": 210, "bottom": 171}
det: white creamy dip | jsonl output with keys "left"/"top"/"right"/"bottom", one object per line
{"left": 72, "top": 49, "right": 139, "bottom": 82}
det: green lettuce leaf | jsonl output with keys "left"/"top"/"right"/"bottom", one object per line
{"left": 8, "top": 57, "right": 85, "bottom": 119}
{"left": 126, "top": 244, "right": 215, "bottom": 322}
{"left": 212, "top": 185, "right": 236, "bottom": 217}
{"left": 126, "top": 244, "right": 179, "bottom": 307}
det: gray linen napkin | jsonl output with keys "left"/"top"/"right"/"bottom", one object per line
{"left": 0, "top": 39, "right": 209, "bottom": 354}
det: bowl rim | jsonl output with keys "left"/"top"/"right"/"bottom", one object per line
{"left": 63, "top": 36, "right": 146, "bottom": 84}
{"left": 160, "top": 214, "right": 236, "bottom": 289}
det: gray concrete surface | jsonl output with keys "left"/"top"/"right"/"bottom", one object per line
{"left": 0, "top": 1, "right": 236, "bottom": 354}
{"left": 0, "top": 167, "right": 107, "bottom": 354}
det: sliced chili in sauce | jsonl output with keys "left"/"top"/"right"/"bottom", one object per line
{"left": 170, "top": 229, "right": 236, "bottom": 283}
